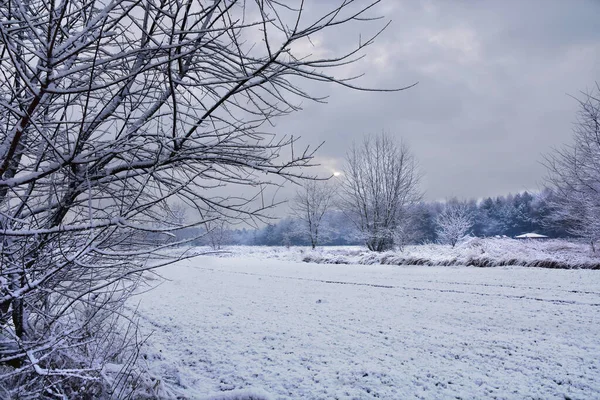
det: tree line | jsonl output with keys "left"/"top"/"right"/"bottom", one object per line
{"left": 188, "top": 188, "right": 569, "bottom": 248}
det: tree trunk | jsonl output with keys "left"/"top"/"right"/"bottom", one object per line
{"left": 12, "top": 298, "right": 25, "bottom": 338}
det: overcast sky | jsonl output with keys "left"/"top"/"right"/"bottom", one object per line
{"left": 266, "top": 0, "right": 600, "bottom": 206}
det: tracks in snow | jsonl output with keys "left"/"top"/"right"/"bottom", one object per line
{"left": 189, "top": 266, "right": 600, "bottom": 307}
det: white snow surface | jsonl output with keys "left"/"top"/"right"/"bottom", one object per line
{"left": 133, "top": 248, "right": 600, "bottom": 399}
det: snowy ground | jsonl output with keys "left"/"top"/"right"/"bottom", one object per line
{"left": 133, "top": 249, "right": 600, "bottom": 399}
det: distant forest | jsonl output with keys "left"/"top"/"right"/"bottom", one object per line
{"left": 180, "top": 189, "right": 571, "bottom": 247}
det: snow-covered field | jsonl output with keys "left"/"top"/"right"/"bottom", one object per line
{"left": 133, "top": 248, "right": 600, "bottom": 399}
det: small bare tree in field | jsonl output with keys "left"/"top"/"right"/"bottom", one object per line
{"left": 0, "top": 0, "right": 411, "bottom": 396}
{"left": 204, "top": 215, "right": 229, "bottom": 250}
{"left": 436, "top": 199, "right": 473, "bottom": 247}
{"left": 340, "top": 133, "right": 422, "bottom": 252}
{"left": 545, "top": 85, "right": 600, "bottom": 252}
{"left": 291, "top": 180, "right": 335, "bottom": 249}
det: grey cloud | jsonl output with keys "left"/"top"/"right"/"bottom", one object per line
{"left": 265, "top": 0, "right": 599, "bottom": 209}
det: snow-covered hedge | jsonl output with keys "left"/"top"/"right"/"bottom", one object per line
{"left": 190, "top": 239, "right": 600, "bottom": 269}
{"left": 300, "top": 238, "right": 600, "bottom": 269}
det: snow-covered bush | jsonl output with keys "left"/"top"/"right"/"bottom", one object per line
{"left": 435, "top": 199, "right": 473, "bottom": 247}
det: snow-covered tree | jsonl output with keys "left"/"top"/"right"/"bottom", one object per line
{"left": 0, "top": 0, "right": 406, "bottom": 395}
{"left": 291, "top": 180, "right": 335, "bottom": 249}
{"left": 340, "top": 133, "right": 422, "bottom": 252}
{"left": 435, "top": 199, "right": 473, "bottom": 247}
{"left": 545, "top": 85, "right": 600, "bottom": 252}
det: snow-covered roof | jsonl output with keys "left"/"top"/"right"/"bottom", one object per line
{"left": 514, "top": 233, "right": 549, "bottom": 239}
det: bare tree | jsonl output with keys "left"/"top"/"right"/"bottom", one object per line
{"left": 204, "top": 215, "right": 229, "bottom": 250}
{"left": 0, "top": 0, "right": 410, "bottom": 395}
{"left": 435, "top": 199, "right": 473, "bottom": 247}
{"left": 340, "top": 133, "right": 422, "bottom": 252}
{"left": 291, "top": 180, "right": 335, "bottom": 249}
{"left": 544, "top": 85, "right": 600, "bottom": 252}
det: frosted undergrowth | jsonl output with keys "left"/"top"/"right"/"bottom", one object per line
{"left": 296, "top": 238, "right": 600, "bottom": 269}
{"left": 191, "top": 238, "right": 600, "bottom": 269}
